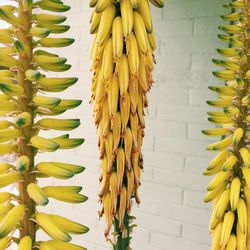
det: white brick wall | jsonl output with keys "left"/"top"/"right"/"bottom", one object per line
{"left": 39, "top": 0, "right": 227, "bottom": 249}
{"left": 0, "top": 0, "right": 230, "bottom": 249}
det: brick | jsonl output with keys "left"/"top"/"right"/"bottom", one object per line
{"left": 157, "top": 105, "right": 209, "bottom": 123}
{"left": 157, "top": 53, "right": 191, "bottom": 70}
{"left": 161, "top": 36, "right": 218, "bottom": 55}
{"left": 151, "top": 232, "right": 210, "bottom": 250}
{"left": 182, "top": 224, "right": 210, "bottom": 245}
{"left": 134, "top": 210, "right": 182, "bottom": 237}
{"left": 194, "top": 16, "right": 221, "bottom": 35}
{"left": 156, "top": 19, "right": 194, "bottom": 37}
{"left": 142, "top": 182, "right": 183, "bottom": 204}
{"left": 152, "top": 201, "right": 210, "bottom": 227}
{"left": 144, "top": 151, "right": 184, "bottom": 170}
{"left": 184, "top": 155, "right": 211, "bottom": 173}
{"left": 165, "top": 0, "right": 226, "bottom": 19}
{"left": 191, "top": 53, "right": 219, "bottom": 71}
{"left": 146, "top": 119, "right": 186, "bottom": 138}
{"left": 152, "top": 168, "right": 209, "bottom": 191}
{"left": 155, "top": 137, "right": 211, "bottom": 157}
{"left": 187, "top": 123, "right": 214, "bottom": 141}
{"left": 149, "top": 86, "right": 189, "bottom": 105}
{"left": 156, "top": 68, "right": 215, "bottom": 88}
{"left": 189, "top": 88, "right": 216, "bottom": 107}
{"left": 183, "top": 190, "right": 211, "bottom": 210}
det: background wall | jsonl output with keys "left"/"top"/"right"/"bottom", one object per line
{"left": 0, "top": 0, "right": 230, "bottom": 249}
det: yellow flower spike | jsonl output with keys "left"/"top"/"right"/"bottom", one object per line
{"left": 204, "top": 7, "right": 250, "bottom": 248}
{"left": 0, "top": 1, "right": 87, "bottom": 248}
{"left": 90, "top": 0, "right": 163, "bottom": 247}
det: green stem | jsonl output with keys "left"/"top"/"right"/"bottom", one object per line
{"left": 17, "top": 0, "right": 36, "bottom": 243}
{"left": 113, "top": 213, "right": 130, "bottom": 250}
